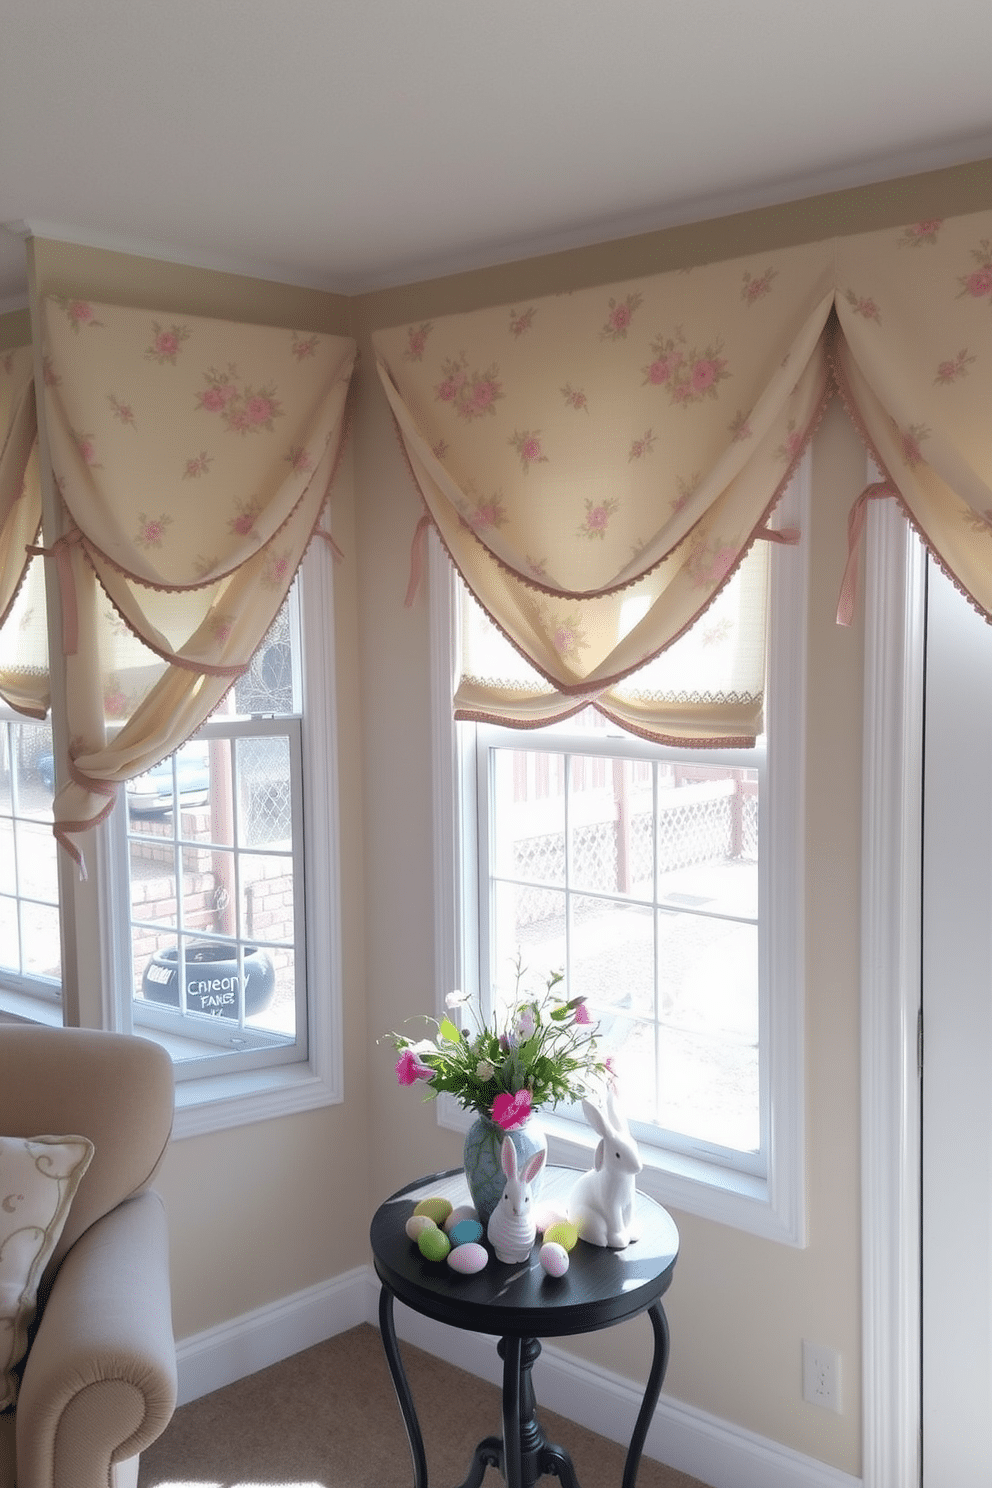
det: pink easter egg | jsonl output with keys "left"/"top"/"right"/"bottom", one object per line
{"left": 540, "top": 1241, "right": 570, "bottom": 1278}
{"left": 447, "top": 1241, "right": 489, "bottom": 1275}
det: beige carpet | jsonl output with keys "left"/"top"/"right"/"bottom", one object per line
{"left": 138, "top": 1323, "right": 709, "bottom": 1487}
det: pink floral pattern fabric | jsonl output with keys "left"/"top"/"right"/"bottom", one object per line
{"left": 374, "top": 236, "right": 834, "bottom": 741}
{"left": 374, "top": 206, "right": 992, "bottom": 741}
{"left": 0, "top": 343, "right": 46, "bottom": 715}
{"left": 40, "top": 297, "right": 355, "bottom": 853}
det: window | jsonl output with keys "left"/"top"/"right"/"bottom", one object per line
{"left": 0, "top": 542, "right": 342, "bottom": 1133}
{"left": 431, "top": 463, "right": 808, "bottom": 1244}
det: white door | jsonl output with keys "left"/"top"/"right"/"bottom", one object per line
{"left": 922, "top": 556, "right": 992, "bottom": 1485}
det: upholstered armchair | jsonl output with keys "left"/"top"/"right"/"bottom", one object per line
{"left": 0, "top": 1025, "right": 177, "bottom": 1488}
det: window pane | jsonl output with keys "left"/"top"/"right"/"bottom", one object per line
{"left": 486, "top": 738, "right": 760, "bottom": 1163}
{"left": 0, "top": 719, "right": 62, "bottom": 995}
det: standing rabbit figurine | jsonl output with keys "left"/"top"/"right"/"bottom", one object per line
{"left": 486, "top": 1134, "right": 546, "bottom": 1263}
{"left": 566, "top": 1089, "right": 643, "bottom": 1248}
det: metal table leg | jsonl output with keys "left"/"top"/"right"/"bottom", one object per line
{"left": 378, "top": 1285, "right": 429, "bottom": 1488}
{"left": 621, "top": 1301, "right": 670, "bottom": 1488}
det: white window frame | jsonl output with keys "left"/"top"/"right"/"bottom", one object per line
{"left": 429, "top": 456, "right": 809, "bottom": 1245}
{"left": 66, "top": 543, "right": 344, "bottom": 1137}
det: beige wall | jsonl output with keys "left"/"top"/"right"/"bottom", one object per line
{"left": 0, "top": 306, "right": 31, "bottom": 349}
{"left": 12, "top": 153, "right": 992, "bottom": 1479}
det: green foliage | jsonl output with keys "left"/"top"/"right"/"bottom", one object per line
{"left": 383, "top": 955, "right": 610, "bottom": 1120}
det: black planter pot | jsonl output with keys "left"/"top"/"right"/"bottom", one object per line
{"left": 142, "top": 942, "right": 276, "bottom": 1019}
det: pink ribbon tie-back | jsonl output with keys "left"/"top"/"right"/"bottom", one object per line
{"left": 26, "top": 526, "right": 84, "bottom": 655}
{"left": 836, "top": 481, "right": 900, "bottom": 626}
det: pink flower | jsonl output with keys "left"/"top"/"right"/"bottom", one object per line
{"left": 521, "top": 436, "right": 542, "bottom": 462}
{"left": 553, "top": 625, "right": 571, "bottom": 652}
{"left": 395, "top": 1049, "right": 435, "bottom": 1085}
{"left": 471, "top": 379, "right": 498, "bottom": 412}
{"left": 155, "top": 330, "right": 179, "bottom": 357}
{"left": 232, "top": 512, "right": 255, "bottom": 535}
{"left": 408, "top": 329, "right": 427, "bottom": 357}
{"left": 492, "top": 1089, "right": 532, "bottom": 1130}
{"left": 916, "top": 219, "right": 942, "bottom": 236}
{"left": 69, "top": 300, "right": 93, "bottom": 323}
{"left": 691, "top": 358, "right": 719, "bottom": 392}
{"left": 78, "top": 438, "right": 97, "bottom": 465}
{"left": 247, "top": 395, "right": 274, "bottom": 424}
{"left": 586, "top": 505, "right": 609, "bottom": 531}
{"left": 473, "top": 502, "right": 501, "bottom": 529}
{"left": 936, "top": 360, "right": 957, "bottom": 384}
{"left": 201, "top": 387, "right": 228, "bottom": 412}
{"left": 648, "top": 358, "right": 673, "bottom": 385}
{"left": 965, "top": 266, "right": 992, "bottom": 298}
{"left": 142, "top": 518, "right": 165, "bottom": 544}
{"left": 705, "top": 545, "right": 736, "bottom": 584}
{"left": 437, "top": 378, "right": 458, "bottom": 401}
{"left": 610, "top": 304, "right": 632, "bottom": 332}
{"left": 573, "top": 1001, "right": 592, "bottom": 1025}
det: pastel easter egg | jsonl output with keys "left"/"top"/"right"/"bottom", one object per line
{"left": 449, "top": 1218, "right": 484, "bottom": 1247}
{"left": 540, "top": 1241, "right": 570, "bottom": 1278}
{"left": 405, "top": 1214, "right": 438, "bottom": 1242}
{"left": 535, "top": 1203, "right": 569, "bottom": 1233}
{"left": 447, "top": 1241, "right": 489, "bottom": 1275}
{"left": 544, "top": 1221, "right": 579, "bottom": 1253}
{"left": 414, "top": 1196, "right": 453, "bottom": 1225}
{"left": 443, "top": 1204, "right": 479, "bottom": 1233}
{"left": 417, "top": 1226, "right": 451, "bottom": 1262}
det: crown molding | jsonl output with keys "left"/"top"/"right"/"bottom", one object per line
{"left": 3, "top": 218, "right": 350, "bottom": 297}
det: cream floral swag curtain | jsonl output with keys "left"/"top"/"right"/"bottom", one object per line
{"left": 37, "top": 297, "right": 355, "bottom": 861}
{"left": 374, "top": 207, "right": 992, "bottom": 743}
{"left": 0, "top": 344, "right": 46, "bottom": 717}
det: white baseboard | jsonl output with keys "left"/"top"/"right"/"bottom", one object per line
{"left": 176, "top": 1265, "right": 861, "bottom": 1488}
{"left": 174, "top": 1265, "right": 368, "bottom": 1405}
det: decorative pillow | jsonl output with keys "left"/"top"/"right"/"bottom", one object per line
{"left": 0, "top": 1134, "right": 94, "bottom": 1411}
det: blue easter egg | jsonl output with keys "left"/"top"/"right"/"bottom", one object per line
{"left": 449, "top": 1218, "right": 484, "bottom": 1247}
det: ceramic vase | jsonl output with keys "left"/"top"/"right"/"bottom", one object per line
{"left": 462, "top": 1112, "right": 547, "bottom": 1227}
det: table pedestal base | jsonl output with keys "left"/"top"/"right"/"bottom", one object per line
{"left": 378, "top": 1287, "right": 670, "bottom": 1488}
{"left": 455, "top": 1337, "right": 580, "bottom": 1488}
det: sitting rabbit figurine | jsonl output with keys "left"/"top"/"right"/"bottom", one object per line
{"left": 566, "top": 1089, "right": 643, "bottom": 1248}
{"left": 486, "top": 1134, "right": 546, "bottom": 1263}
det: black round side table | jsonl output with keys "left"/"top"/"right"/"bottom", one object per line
{"left": 369, "top": 1165, "right": 679, "bottom": 1488}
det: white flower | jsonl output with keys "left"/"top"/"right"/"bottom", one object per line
{"left": 445, "top": 989, "right": 470, "bottom": 1009}
{"left": 513, "top": 1005, "right": 538, "bottom": 1042}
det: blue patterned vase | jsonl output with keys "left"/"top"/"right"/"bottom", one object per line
{"left": 462, "top": 1112, "right": 547, "bottom": 1227}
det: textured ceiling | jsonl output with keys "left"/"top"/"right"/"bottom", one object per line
{"left": 3, "top": 0, "right": 992, "bottom": 309}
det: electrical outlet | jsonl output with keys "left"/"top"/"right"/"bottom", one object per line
{"left": 802, "top": 1340, "right": 841, "bottom": 1412}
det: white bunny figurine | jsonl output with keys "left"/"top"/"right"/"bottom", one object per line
{"left": 486, "top": 1134, "right": 547, "bottom": 1263}
{"left": 566, "top": 1089, "right": 643, "bottom": 1248}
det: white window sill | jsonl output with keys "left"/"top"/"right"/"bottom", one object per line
{"left": 435, "top": 1095, "right": 803, "bottom": 1246}
{"left": 171, "top": 1058, "right": 341, "bottom": 1138}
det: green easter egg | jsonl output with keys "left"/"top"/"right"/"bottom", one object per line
{"left": 417, "top": 1226, "right": 451, "bottom": 1262}
{"left": 414, "top": 1196, "right": 453, "bottom": 1225}
{"left": 544, "top": 1221, "right": 579, "bottom": 1252}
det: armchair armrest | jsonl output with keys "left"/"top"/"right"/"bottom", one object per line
{"left": 15, "top": 1190, "right": 177, "bottom": 1488}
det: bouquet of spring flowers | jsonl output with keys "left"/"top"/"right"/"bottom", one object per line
{"left": 383, "top": 958, "right": 612, "bottom": 1131}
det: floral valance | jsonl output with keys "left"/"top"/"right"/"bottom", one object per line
{"left": 39, "top": 297, "right": 355, "bottom": 857}
{"left": 374, "top": 208, "right": 992, "bottom": 741}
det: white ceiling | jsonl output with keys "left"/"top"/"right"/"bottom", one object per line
{"left": 3, "top": 0, "right": 992, "bottom": 311}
